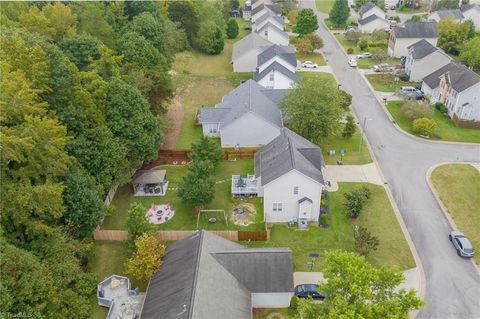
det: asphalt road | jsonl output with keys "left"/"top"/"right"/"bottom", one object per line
{"left": 301, "top": 1, "right": 480, "bottom": 318}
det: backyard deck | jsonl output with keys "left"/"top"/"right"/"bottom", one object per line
{"left": 231, "top": 174, "right": 258, "bottom": 196}
{"left": 97, "top": 275, "right": 145, "bottom": 319}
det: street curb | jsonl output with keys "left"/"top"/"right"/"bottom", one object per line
{"left": 317, "top": 15, "right": 427, "bottom": 308}
{"left": 324, "top": 23, "right": 480, "bottom": 147}
{"left": 426, "top": 163, "right": 480, "bottom": 273}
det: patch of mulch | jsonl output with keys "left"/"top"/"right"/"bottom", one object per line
{"left": 232, "top": 203, "right": 257, "bottom": 227}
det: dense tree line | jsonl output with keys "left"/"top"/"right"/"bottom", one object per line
{"left": 0, "top": 1, "right": 232, "bottom": 317}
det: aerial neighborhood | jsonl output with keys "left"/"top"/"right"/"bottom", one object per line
{"left": 1, "top": 1, "right": 479, "bottom": 319}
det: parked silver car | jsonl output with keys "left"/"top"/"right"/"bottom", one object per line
{"left": 449, "top": 231, "right": 475, "bottom": 258}
{"left": 373, "top": 64, "right": 394, "bottom": 73}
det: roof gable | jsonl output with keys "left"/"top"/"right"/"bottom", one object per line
{"left": 394, "top": 21, "right": 438, "bottom": 38}
{"left": 258, "top": 44, "right": 297, "bottom": 68}
{"left": 359, "top": 2, "right": 376, "bottom": 15}
{"left": 256, "top": 21, "right": 289, "bottom": 39}
{"left": 232, "top": 33, "right": 273, "bottom": 60}
{"left": 255, "top": 12, "right": 284, "bottom": 29}
{"left": 254, "top": 61, "right": 299, "bottom": 82}
{"left": 422, "top": 61, "right": 479, "bottom": 91}
{"left": 407, "top": 39, "right": 439, "bottom": 60}
{"left": 358, "top": 14, "right": 385, "bottom": 25}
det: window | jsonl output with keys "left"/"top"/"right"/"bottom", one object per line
{"left": 293, "top": 186, "right": 299, "bottom": 195}
{"left": 269, "top": 72, "right": 274, "bottom": 81}
{"left": 264, "top": 30, "right": 268, "bottom": 36}
{"left": 209, "top": 126, "right": 217, "bottom": 134}
{"left": 273, "top": 203, "right": 282, "bottom": 212}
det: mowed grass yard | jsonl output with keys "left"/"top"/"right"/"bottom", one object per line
{"left": 296, "top": 52, "right": 327, "bottom": 66}
{"left": 249, "top": 183, "right": 415, "bottom": 272}
{"left": 387, "top": 101, "right": 480, "bottom": 143}
{"left": 102, "top": 160, "right": 265, "bottom": 231}
{"left": 431, "top": 164, "right": 480, "bottom": 265}
{"left": 335, "top": 33, "right": 361, "bottom": 55}
{"left": 365, "top": 74, "right": 420, "bottom": 92}
{"left": 316, "top": 0, "right": 336, "bottom": 13}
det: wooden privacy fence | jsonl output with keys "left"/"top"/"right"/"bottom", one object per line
{"left": 224, "top": 150, "right": 257, "bottom": 160}
{"left": 93, "top": 229, "right": 268, "bottom": 242}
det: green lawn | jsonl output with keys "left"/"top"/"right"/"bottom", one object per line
{"left": 316, "top": 0, "right": 336, "bottom": 13}
{"left": 335, "top": 33, "right": 360, "bottom": 55}
{"left": 254, "top": 308, "right": 296, "bottom": 319}
{"left": 89, "top": 241, "right": 135, "bottom": 319}
{"left": 102, "top": 160, "right": 265, "bottom": 231}
{"left": 249, "top": 183, "right": 415, "bottom": 272}
{"left": 296, "top": 52, "right": 327, "bottom": 66}
{"left": 298, "top": 71, "right": 337, "bottom": 84}
{"left": 365, "top": 74, "right": 420, "bottom": 92}
{"left": 431, "top": 164, "right": 480, "bottom": 265}
{"left": 387, "top": 101, "right": 480, "bottom": 143}
{"left": 320, "top": 130, "right": 372, "bottom": 165}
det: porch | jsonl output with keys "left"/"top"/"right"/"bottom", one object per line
{"left": 231, "top": 174, "right": 258, "bottom": 196}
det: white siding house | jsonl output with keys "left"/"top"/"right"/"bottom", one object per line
{"left": 256, "top": 22, "right": 289, "bottom": 46}
{"left": 388, "top": 21, "right": 439, "bottom": 57}
{"left": 358, "top": 14, "right": 390, "bottom": 33}
{"left": 252, "top": 292, "right": 294, "bottom": 308}
{"left": 359, "top": 2, "right": 386, "bottom": 19}
{"left": 255, "top": 128, "right": 325, "bottom": 224}
{"left": 232, "top": 33, "right": 274, "bottom": 72}
{"left": 257, "top": 44, "right": 297, "bottom": 73}
{"left": 461, "top": 4, "right": 480, "bottom": 29}
{"left": 405, "top": 39, "right": 451, "bottom": 81}
{"left": 254, "top": 62, "right": 298, "bottom": 89}
{"left": 198, "top": 80, "right": 283, "bottom": 147}
{"left": 253, "top": 12, "right": 284, "bottom": 31}
{"left": 252, "top": 4, "right": 281, "bottom": 23}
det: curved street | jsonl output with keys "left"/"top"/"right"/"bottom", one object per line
{"left": 301, "top": 1, "right": 480, "bottom": 318}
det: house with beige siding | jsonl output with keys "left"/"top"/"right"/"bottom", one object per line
{"left": 405, "top": 39, "right": 451, "bottom": 81}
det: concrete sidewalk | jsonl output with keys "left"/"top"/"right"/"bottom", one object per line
{"left": 323, "top": 163, "right": 384, "bottom": 191}
{"left": 297, "top": 66, "right": 333, "bottom": 73}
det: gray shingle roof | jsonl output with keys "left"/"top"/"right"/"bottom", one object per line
{"left": 255, "top": 128, "right": 324, "bottom": 186}
{"left": 258, "top": 44, "right": 297, "bottom": 68}
{"left": 252, "top": 3, "right": 282, "bottom": 16}
{"left": 261, "top": 89, "right": 288, "bottom": 104}
{"left": 359, "top": 2, "right": 376, "bottom": 16}
{"left": 407, "top": 39, "right": 438, "bottom": 60}
{"left": 358, "top": 14, "right": 383, "bottom": 25}
{"left": 256, "top": 21, "right": 289, "bottom": 39}
{"left": 255, "top": 11, "right": 284, "bottom": 28}
{"left": 435, "top": 8, "right": 464, "bottom": 20}
{"left": 140, "top": 231, "right": 293, "bottom": 319}
{"left": 254, "top": 61, "right": 299, "bottom": 82}
{"left": 198, "top": 80, "right": 283, "bottom": 129}
{"left": 460, "top": 3, "right": 476, "bottom": 12}
{"left": 393, "top": 21, "right": 438, "bottom": 38}
{"left": 232, "top": 32, "right": 273, "bottom": 61}
{"left": 422, "top": 61, "right": 480, "bottom": 92}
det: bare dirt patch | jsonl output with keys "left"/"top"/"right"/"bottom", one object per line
{"left": 232, "top": 203, "right": 257, "bottom": 227}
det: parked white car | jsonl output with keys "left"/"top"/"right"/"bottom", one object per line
{"left": 302, "top": 61, "right": 318, "bottom": 69}
{"left": 356, "top": 52, "right": 372, "bottom": 59}
{"left": 348, "top": 58, "right": 357, "bottom": 67}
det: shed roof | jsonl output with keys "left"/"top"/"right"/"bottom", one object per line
{"left": 132, "top": 170, "right": 166, "bottom": 185}
{"left": 358, "top": 14, "right": 385, "bottom": 25}
{"left": 140, "top": 231, "right": 293, "bottom": 319}
{"left": 393, "top": 21, "right": 438, "bottom": 38}
{"left": 255, "top": 128, "right": 324, "bottom": 186}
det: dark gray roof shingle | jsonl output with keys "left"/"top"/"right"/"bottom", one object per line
{"left": 232, "top": 32, "right": 273, "bottom": 60}
{"left": 358, "top": 14, "right": 383, "bottom": 25}
{"left": 254, "top": 61, "right": 299, "bottom": 82}
{"left": 460, "top": 3, "right": 476, "bottom": 12}
{"left": 256, "top": 21, "right": 289, "bottom": 39}
{"left": 140, "top": 231, "right": 293, "bottom": 319}
{"left": 255, "top": 128, "right": 324, "bottom": 185}
{"left": 434, "top": 8, "right": 464, "bottom": 20}
{"left": 252, "top": 3, "right": 282, "bottom": 16}
{"left": 199, "top": 80, "right": 283, "bottom": 129}
{"left": 394, "top": 21, "right": 438, "bottom": 38}
{"left": 359, "top": 2, "right": 376, "bottom": 16}
{"left": 422, "top": 61, "right": 480, "bottom": 92}
{"left": 260, "top": 89, "right": 288, "bottom": 104}
{"left": 407, "top": 39, "right": 438, "bottom": 60}
{"left": 254, "top": 11, "right": 284, "bottom": 28}
{"left": 258, "top": 44, "right": 297, "bottom": 68}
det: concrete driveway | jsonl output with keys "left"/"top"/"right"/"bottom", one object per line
{"left": 301, "top": 1, "right": 480, "bottom": 318}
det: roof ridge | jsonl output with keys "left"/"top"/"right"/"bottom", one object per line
{"left": 188, "top": 231, "right": 204, "bottom": 319}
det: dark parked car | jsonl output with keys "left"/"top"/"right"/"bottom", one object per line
{"left": 449, "top": 231, "right": 475, "bottom": 258}
{"left": 294, "top": 284, "right": 325, "bottom": 300}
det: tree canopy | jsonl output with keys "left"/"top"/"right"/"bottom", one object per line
{"left": 329, "top": 0, "right": 350, "bottom": 27}
{"left": 295, "top": 8, "right": 319, "bottom": 36}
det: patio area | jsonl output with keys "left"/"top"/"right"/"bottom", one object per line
{"left": 146, "top": 203, "right": 175, "bottom": 225}
{"left": 97, "top": 275, "right": 145, "bottom": 319}
{"left": 231, "top": 174, "right": 258, "bottom": 197}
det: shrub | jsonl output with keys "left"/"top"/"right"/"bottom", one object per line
{"left": 372, "top": 50, "right": 388, "bottom": 63}
{"left": 342, "top": 114, "right": 356, "bottom": 139}
{"left": 434, "top": 102, "right": 448, "bottom": 115}
{"left": 126, "top": 202, "right": 155, "bottom": 244}
{"left": 125, "top": 233, "right": 165, "bottom": 283}
{"left": 398, "top": 73, "right": 410, "bottom": 82}
{"left": 321, "top": 213, "right": 329, "bottom": 225}
{"left": 345, "top": 30, "right": 362, "bottom": 42}
{"left": 354, "top": 226, "right": 379, "bottom": 257}
{"left": 347, "top": 47, "right": 354, "bottom": 54}
{"left": 412, "top": 118, "right": 437, "bottom": 136}
{"left": 358, "top": 39, "right": 368, "bottom": 50}
{"left": 344, "top": 185, "right": 371, "bottom": 218}
{"left": 226, "top": 18, "right": 239, "bottom": 39}
{"left": 289, "top": 296, "right": 300, "bottom": 315}
{"left": 401, "top": 100, "right": 433, "bottom": 121}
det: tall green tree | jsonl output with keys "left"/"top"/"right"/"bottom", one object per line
{"left": 329, "top": 0, "right": 350, "bottom": 27}
{"left": 68, "top": 127, "right": 127, "bottom": 193}
{"left": 126, "top": 202, "right": 155, "bottom": 243}
{"left": 123, "top": 0, "right": 160, "bottom": 20}
{"left": 118, "top": 31, "right": 168, "bottom": 70}
{"left": 190, "top": 136, "right": 224, "bottom": 169}
{"left": 226, "top": 18, "right": 239, "bottom": 39}
{"left": 63, "top": 163, "right": 104, "bottom": 238}
{"left": 168, "top": 0, "right": 200, "bottom": 45}
{"left": 195, "top": 21, "right": 225, "bottom": 54}
{"left": 106, "top": 78, "right": 163, "bottom": 168}
{"left": 125, "top": 233, "right": 165, "bottom": 283}
{"left": 460, "top": 36, "right": 480, "bottom": 71}
{"left": 69, "top": 2, "right": 114, "bottom": 46}
{"left": 178, "top": 161, "right": 215, "bottom": 207}
{"left": 294, "top": 8, "right": 319, "bottom": 36}
{"left": 127, "top": 12, "right": 169, "bottom": 61}
{"left": 437, "top": 18, "right": 471, "bottom": 55}
{"left": 297, "top": 251, "right": 424, "bottom": 318}
{"left": 280, "top": 77, "right": 345, "bottom": 144}
{"left": 60, "top": 34, "right": 101, "bottom": 70}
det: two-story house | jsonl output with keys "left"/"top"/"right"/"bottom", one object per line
{"left": 359, "top": 2, "right": 386, "bottom": 19}
{"left": 358, "top": 14, "right": 390, "bottom": 33}
{"left": 254, "top": 44, "right": 298, "bottom": 89}
{"left": 388, "top": 21, "right": 438, "bottom": 57}
{"left": 404, "top": 39, "right": 451, "bottom": 81}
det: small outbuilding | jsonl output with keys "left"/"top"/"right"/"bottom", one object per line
{"left": 132, "top": 170, "right": 168, "bottom": 196}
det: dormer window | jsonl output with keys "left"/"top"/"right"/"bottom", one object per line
{"left": 264, "top": 29, "right": 268, "bottom": 36}
{"left": 269, "top": 72, "right": 274, "bottom": 81}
